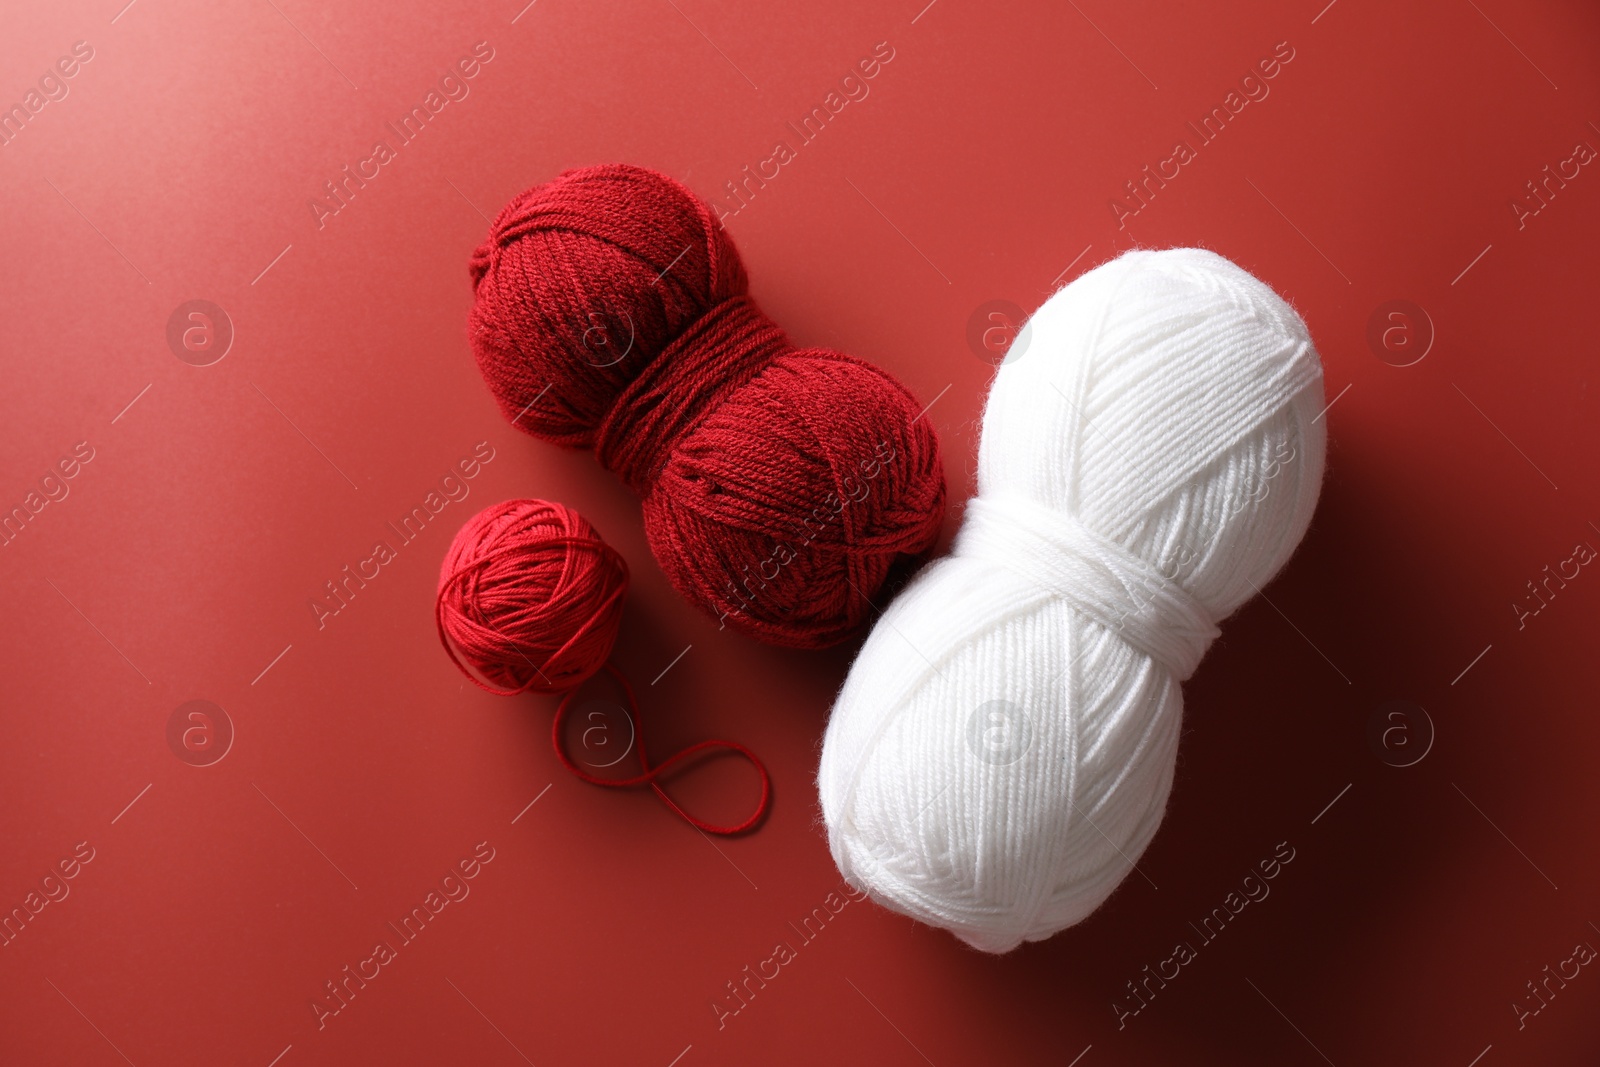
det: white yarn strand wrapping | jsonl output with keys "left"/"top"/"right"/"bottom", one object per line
{"left": 817, "top": 248, "right": 1327, "bottom": 953}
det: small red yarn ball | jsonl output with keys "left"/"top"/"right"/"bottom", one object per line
{"left": 466, "top": 163, "right": 946, "bottom": 648}
{"left": 436, "top": 499, "right": 628, "bottom": 694}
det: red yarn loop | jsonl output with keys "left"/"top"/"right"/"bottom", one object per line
{"left": 437, "top": 498, "right": 769, "bottom": 834}
{"left": 467, "top": 163, "right": 947, "bottom": 648}
{"left": 553, "top": 665, "right": 770, "bottom": 835}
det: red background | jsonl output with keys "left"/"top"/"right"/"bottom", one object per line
{"left": 2, "top": 0, "right": 1598, "bottom": 1063}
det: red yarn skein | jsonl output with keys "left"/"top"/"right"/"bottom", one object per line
{"left": 467, "top": 164, "right": 946, "bottom": 648}
{"left": 436, "top": 498, "right": 627, "bottom": 694}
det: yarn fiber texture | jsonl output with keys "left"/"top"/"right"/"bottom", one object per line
{"left": 436, "top": 498, "right": 628, "bottom": 694}
{"left": 817, "top": 248, "right": 1327, "bottom": 953}
{"left": 435, "top": 498, "right": 772, "bottom": 835}
{"left": 467, "top": 163, "right": 946, "bottom": 649}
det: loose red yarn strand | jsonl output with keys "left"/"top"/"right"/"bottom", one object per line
{"left": 437, "top": 498, "right": 769, "bottom": 834}
{"left": 551, "top": 665, "right": 771, "bottom": 835}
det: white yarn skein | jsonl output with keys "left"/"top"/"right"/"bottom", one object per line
{"left": 817, "top": 248, "right": 1326, "bottom": 953}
